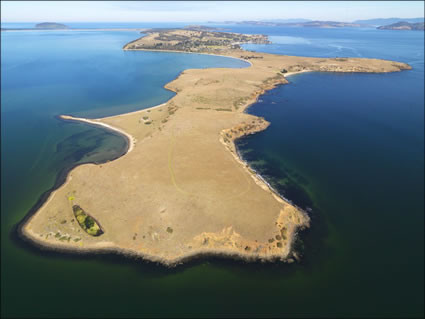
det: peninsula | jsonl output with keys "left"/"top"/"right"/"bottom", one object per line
{"left": 19, "top": 28, "right": 411, "bottom": 266}
{"left": 123, "top": 26, "right": 270, "bottom": 53}
{"left": 377, "top": 21, "right": 425, "bottom": 30}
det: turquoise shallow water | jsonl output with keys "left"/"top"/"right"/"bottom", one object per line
{"left": 1, "top": 25, "right": 424, "bottom": 317}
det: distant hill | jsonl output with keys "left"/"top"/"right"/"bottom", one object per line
{"left": 262, "top": 18, "right": 312, "bottom": 23}
{"left": 231, "top": 20, "right": 362, "bottom": 28}
{"left": 377, "top": 21, "right": 425, "bottom": 31}
{"left": 184, "top": 25, "right": 218, "bottom": 31}
{"left": 209, "top": 18, "right": 425, "bottom": 29}
{"left": 35, "top": 22, "right": 69, "bottom": 29}
{"left": 291, "top": 21, "right": 362, "bottom": 28}
{"left": 354, "top": 18, "right": 424, "bottom": 26}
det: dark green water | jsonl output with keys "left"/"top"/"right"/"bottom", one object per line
{"left": 2, "top": 26, "right": 424, "bottom": 317}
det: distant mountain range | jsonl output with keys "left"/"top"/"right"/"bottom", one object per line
{"left": 208, "top": 17, "right": 424, "bottom": 28}
{"left": 280, "top": 21, "right": 362, "bottom": 28}
{"left": 377, "top": 21, "right": 425, "bottom": 31}
{"left": 221, "top": 20, "right": 362, "bottom": 28}
{"left": 354, "top": 17, "right": 424, "bottom": 26}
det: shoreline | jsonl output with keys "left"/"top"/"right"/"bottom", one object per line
{"left": 124, "top": 47, "right": 253, "bottom": 67}
{"left": 18, "top": 34, "right": 411, "bottom": 266}
{"left": 60, "top": 115, "right": 136, "bottom": 154}
{"left": 15, "top": 223, "right": 303, "bottom": 268}
{"left": 14, "top": 113, "right": 134, "bottom": 243}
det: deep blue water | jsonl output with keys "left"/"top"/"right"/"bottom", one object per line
{"left": 1, "top": 24, "right": 424, "bottom": 317}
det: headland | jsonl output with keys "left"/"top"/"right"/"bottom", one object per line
{"left": 19, "top": 28, "right": 411, "bottom": 266}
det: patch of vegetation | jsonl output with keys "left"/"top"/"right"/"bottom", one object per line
{"left": 233, "top": 96, "right": 249, "bottom": 110}
{"left": 240, "top": 55, "right": 263, "bottom": 60}
{"left": 193, "top": 96, "right": 209, "bottom": 103}
{"left": 60, "top": 220, "right": 67, "bottom": 224}
{"left": 166, "top": 227, "right": 173, "bottom": 234}
{"left": 195, "top": 107, "right": 211, "bottom": 110}
{"left": 268, "top": 238, "right": 275, "bottom": 243}
{"left": 215, "top": 108, "right": 232, "bottom": 112}
{"left": 276, "top": 242, "right": 283, "bottom": 248}
{"left": 144, "top": 121, "right": 152, "bottom": 125}
{"left": 72, "top": 205, "right": 104, "bottom": 236}
{"left": 287, "top": 65, "right": 306, "bottom": 72}
{"left": 167, "top": 104, "right": 178, "bottom": 115}
{"left": 275, "top": 234, "right": 282, "bottom": 241}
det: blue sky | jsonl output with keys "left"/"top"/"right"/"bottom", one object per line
{"left": 1, "top": 1, "right": 424, "bottom": 23}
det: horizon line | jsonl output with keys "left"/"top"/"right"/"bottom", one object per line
{"left": 2, "top": 17, "right": 424, "bottom": 24}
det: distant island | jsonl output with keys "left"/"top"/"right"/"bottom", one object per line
{"left": 20, "top": 28, "right": 411, "bottom": 266}
{"left": 377, "top": 21, "right": 425, "bottom": 31}
{"left": 35, "top": 22, "right": 69, "bottom": 29}
{"left": 354, "top": 17, "right": 424, "bottom": 26}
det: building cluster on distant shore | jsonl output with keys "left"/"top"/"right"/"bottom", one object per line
{"left": 123, "top": 27, "right": 270, "bottom": 54}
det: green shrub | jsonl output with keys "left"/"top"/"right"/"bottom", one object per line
{"left": 84, "top": 217, "right": 95, "bottom": 229}
{"left": 72, "top": 205, "right": 103, "bottom": 237}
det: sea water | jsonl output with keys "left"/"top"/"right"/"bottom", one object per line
{"left": 1, "top": 25, "right": 424, "bottom": 317}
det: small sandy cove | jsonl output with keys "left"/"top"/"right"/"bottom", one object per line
{"left": 21, "top": 45, "right": 410, "bottom": 266}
